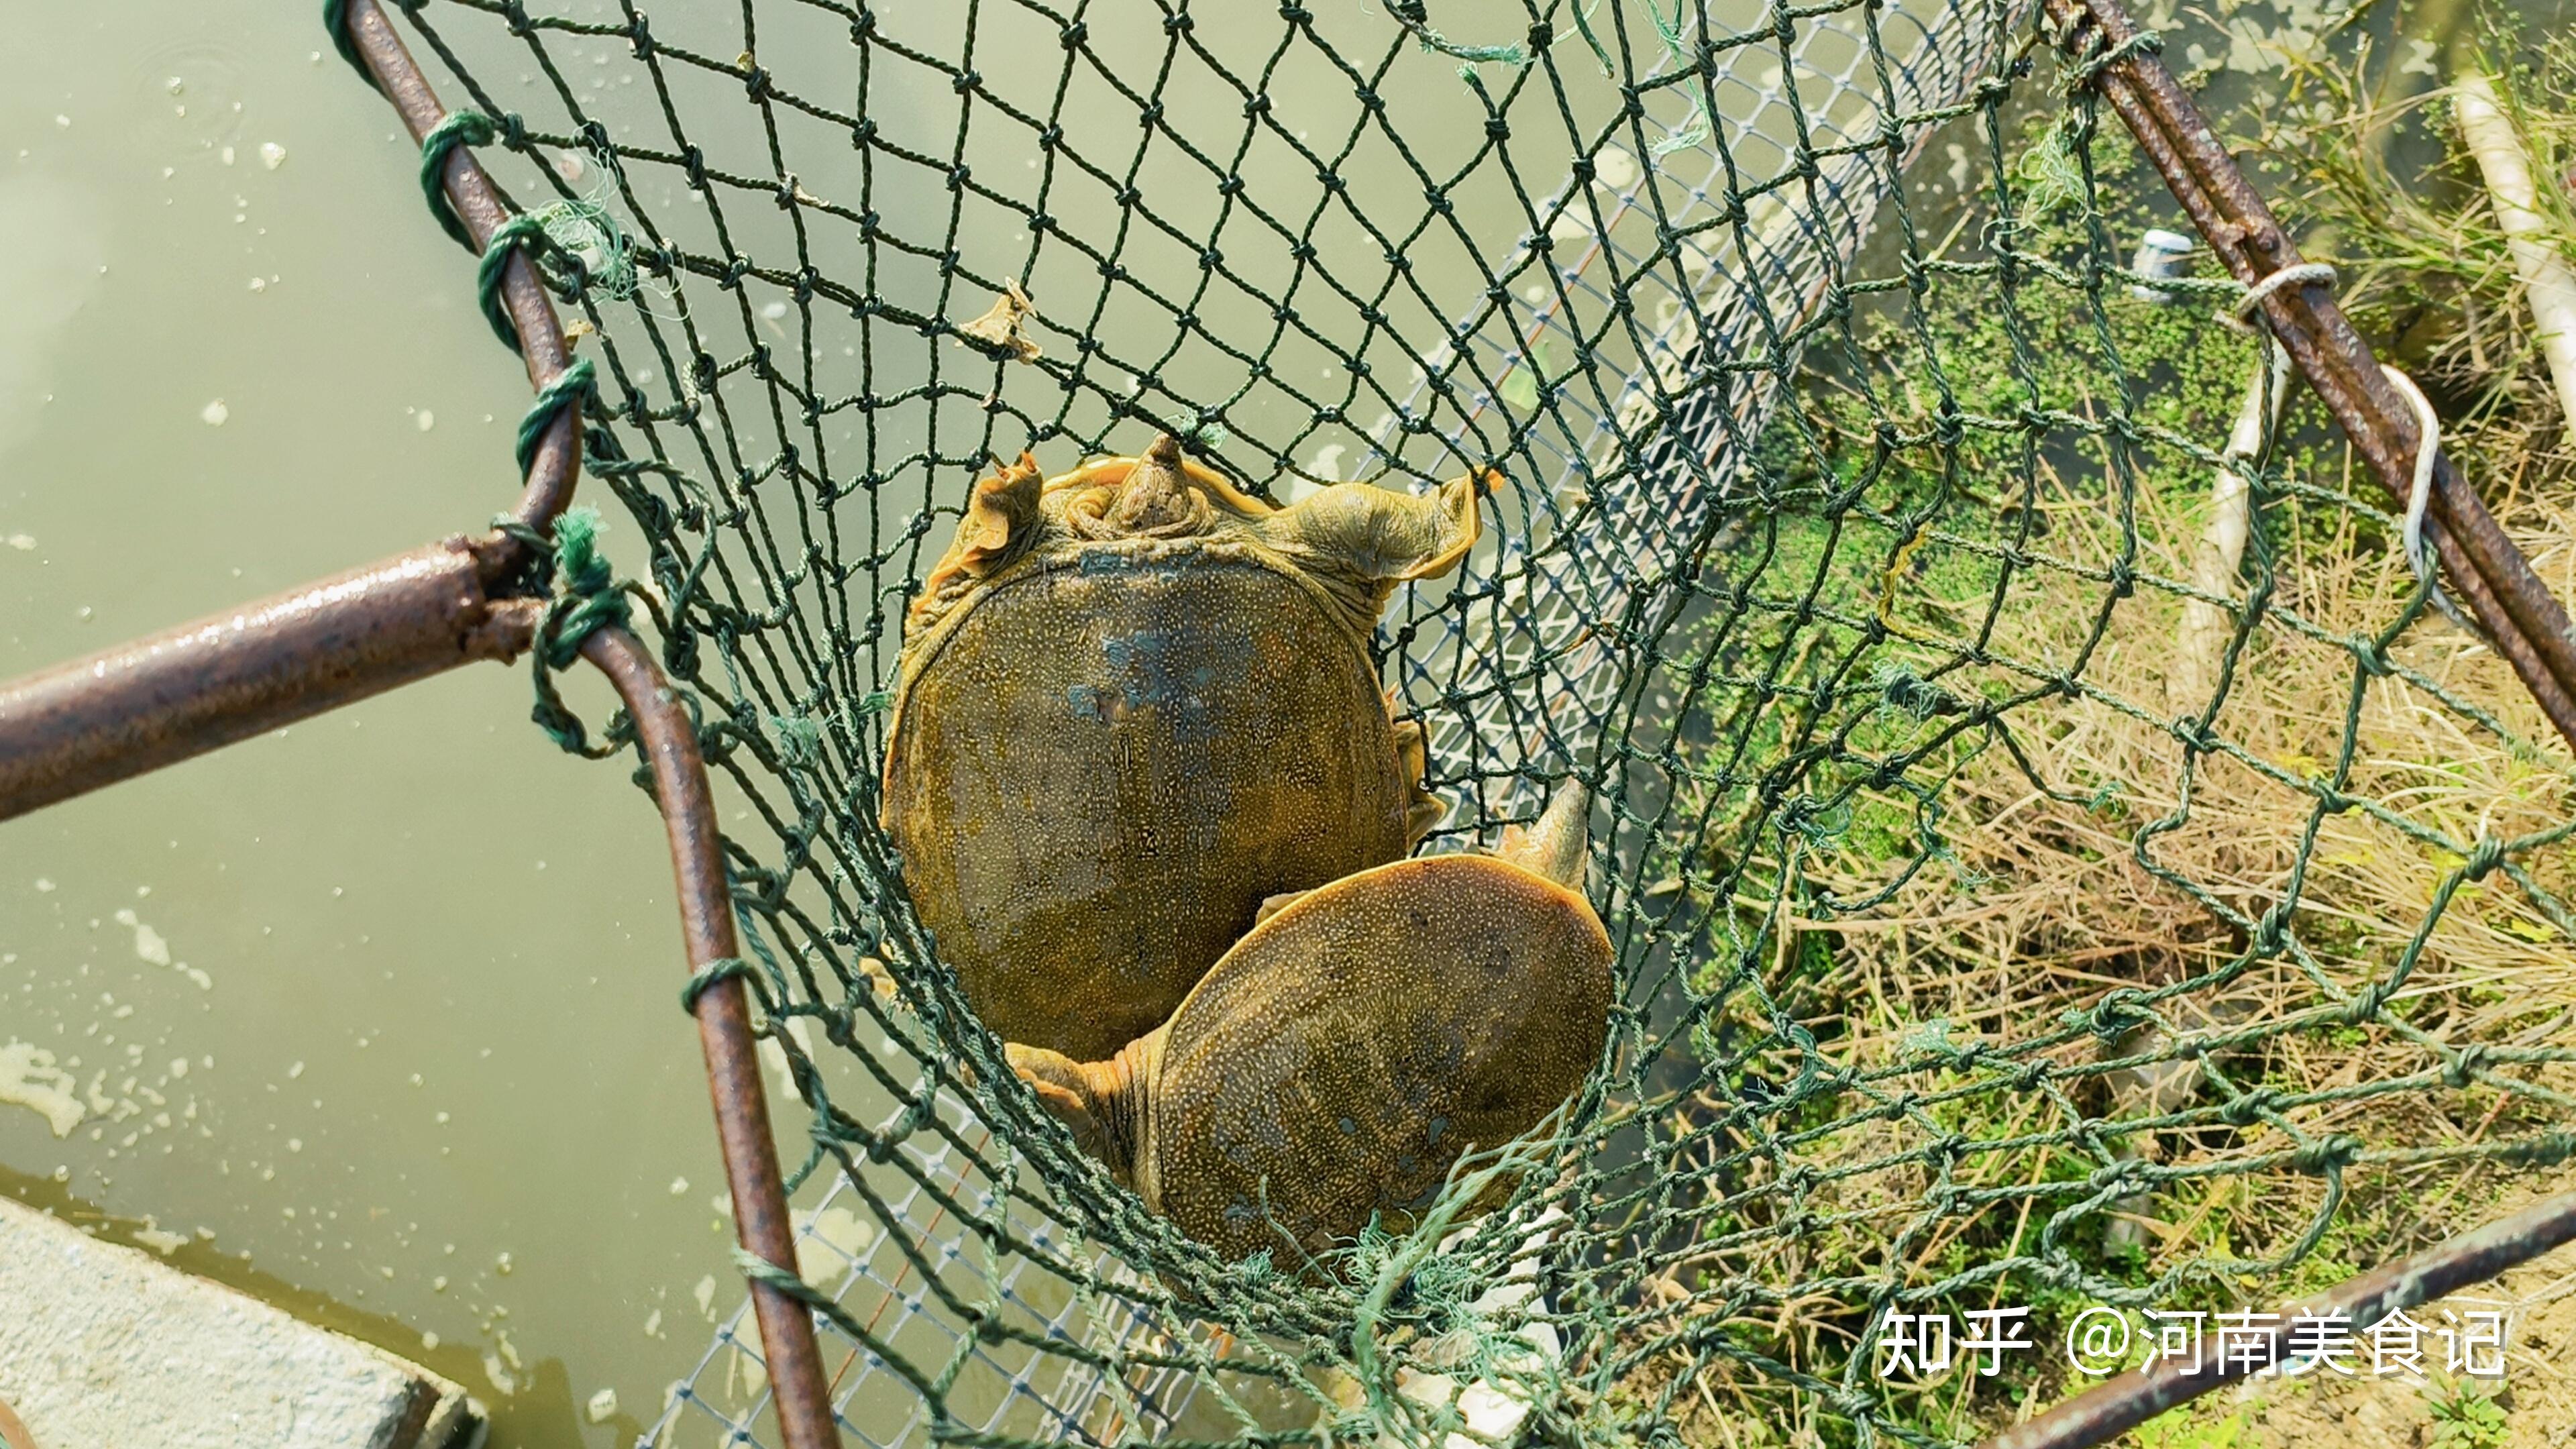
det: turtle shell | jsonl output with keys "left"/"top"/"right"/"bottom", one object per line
{"left": 883, "top": 438, "right": 1483, "bottom": 1061}
{"left": 1138, "top": 851, "right": 1613, "bottom": 1263}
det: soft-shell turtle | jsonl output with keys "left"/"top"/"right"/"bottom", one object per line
{"left": 1005, "top": 786, "right": 1613, "bottom": 1263}
{"left": 884, "top": 435, "right": 1491, "bottom": 1061}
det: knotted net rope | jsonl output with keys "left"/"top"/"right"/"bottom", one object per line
{"left": 335, "top": 1, "right": 2576, "bottom": 1444}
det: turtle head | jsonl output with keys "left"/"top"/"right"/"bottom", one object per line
{"left": 1104, "top": 433, "right": 1207, "bottom": 535}
{"left": 1497, "top": 782, "right": 1591, "bottom": 893}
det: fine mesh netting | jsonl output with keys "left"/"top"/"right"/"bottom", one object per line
{"left": 335, "top": 1, "right": 2576, "bottom": 1444}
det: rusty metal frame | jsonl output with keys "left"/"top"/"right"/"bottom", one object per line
{"left": 0, "top": 2, "right": 839, "bottom": 1444}
{"left": 2041, "top": 0, "right": 2576, "bottom": 751}
{"left": 1986, "top": 1190, "right": 2576, "bottom": 1449}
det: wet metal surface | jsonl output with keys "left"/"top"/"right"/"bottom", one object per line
{"left": 0, "top": 535, "right": 538, "bottom": 820}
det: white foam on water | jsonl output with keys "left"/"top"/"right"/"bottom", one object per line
{"left": 0, "top": 1041, "right": 86, "bottom": 1136}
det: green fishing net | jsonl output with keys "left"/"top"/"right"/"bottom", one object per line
{"left": 332, "top": 0, "right": 2576, "bottom": 1444}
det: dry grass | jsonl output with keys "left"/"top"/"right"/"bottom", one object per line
{"left": 1630, "top": 36, "right": 2576, "bottom": 1442}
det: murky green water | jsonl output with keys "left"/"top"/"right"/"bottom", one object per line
{"left": 0, "top": 7, "right": 735, "bottom": 1442}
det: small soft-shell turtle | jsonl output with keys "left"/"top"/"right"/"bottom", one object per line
{"left": 1006, "top": 786, "right": 1613, "bottom": 1263}
{"left": 884, "top": 435, "right": 1491, "bottom": 1061}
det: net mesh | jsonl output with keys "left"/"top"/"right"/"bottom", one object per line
{"left": 339, "top": 0, "right": 2576, "bottom": 1443}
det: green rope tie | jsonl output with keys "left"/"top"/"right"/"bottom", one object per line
{"left": 2288, "top": 1135, "right": 2363, "bottom": 1176}
{"left": 1385, "top": 0, "right": 1531, "bottom": 66}
{"left": 518, "top": 357, "right": 597, "bottom": 482}
{"left": 523, "top": 502, "right": 635, "bottom": 757}
{"left": 539, "top": 500, "right": 630, "bottom": 670}
{"left": 418, "top": 109, "right": 498, "bottom": 251}
{"left": 319, "top": 0, "right": 380, "bottom": 93}
{"left": 2065, "top": 28, "right": 2163, "bottom": 93}
{"left": 2463, "top": 835, "right": 2508, "bottom": 881}
{"left": 681, "top": 956, "right": 757, "bottom": 1016}
{"left": 478, "top": 207, "right": 636, "bottom": 355}
{"left": 478, "top": 213, "right": 554, "bottom": 354}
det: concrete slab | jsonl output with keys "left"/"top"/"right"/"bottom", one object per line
{"left": 0, "top": 1196, "right": 482, "bottom": 1449}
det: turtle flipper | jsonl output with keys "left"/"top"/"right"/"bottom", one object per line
{"left": 1004, "top": 1030, "right": 1165, "bottom": 1196}
{"left": 1260, "top": 467, "right": 1493, "bottom": 631}
{"left": 913, "top": 453, "right": 1043, "bottom": 628}
{"left": 1267, "top": 468, "right": 1489, "bottom": 578}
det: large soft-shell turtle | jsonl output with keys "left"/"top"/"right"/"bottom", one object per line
{"left": 1006, "top": 786, "right": 1613, "bottom": 1263}
{"left": 883, "top": 435, "right": 1491, "bottom": 1061}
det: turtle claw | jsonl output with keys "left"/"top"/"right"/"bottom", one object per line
{"left": 1006, "top": 1032, "right": 1161, "bottom": 1191}
{"left": 1389, "top": 712, "right": 1445, "bottom": 845}
{"left": 1251, "top": 888, "right": 1309, "bottom": 926}
{"left": 1497, "top": 782, "right": 1591, "bottom": 892}
{"left": 1006, "top": 1042, "right": 1122, "bottom": 1180}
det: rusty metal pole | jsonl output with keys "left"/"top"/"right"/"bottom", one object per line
{"left": 582, "top": 627, "right": 840, "bottom": 1449}
{"left": 0, "top": 537, "right": 539, "bottom": 820}
{"left": 340, "top": 0, "right": 580, "bottom": 531}
{"left": 327, "top": 3, "right": 843, "bottom": 1441}
{"left": 1985, "top": 1190, "right": 2576, "bottom": 1449}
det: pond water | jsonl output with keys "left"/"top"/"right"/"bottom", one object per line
{"left": 0, "top": 5, "right": 729, "bottom": 1442}
{"left": 0, "top": 0, "right": 2529, "bottom": 1445}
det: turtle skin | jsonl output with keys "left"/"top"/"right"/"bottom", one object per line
{"left": 1009, "top": 786, "right": 1613, "bottom": 1263}
{"left": 884, "top": 435, "right": 1489, "bottom": 1061}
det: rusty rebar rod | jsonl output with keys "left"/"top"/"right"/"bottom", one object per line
{"left": 0, "top": 535, "right": 539, "bottom": 820}
{"left": 341, "top": 0, "right": 580, "bottom": 531}
{"left": 331, "top": 5, "right": 842, "bottom": 1441}
{"left": 583, "top": 627, "right": 840, "bottom": 1449}
{"left": 1984, "top": 1190, "right": 2576, "bottom": 1449}
{"left": 2040, "top": 0, "right": 2576, "bottom": 751}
